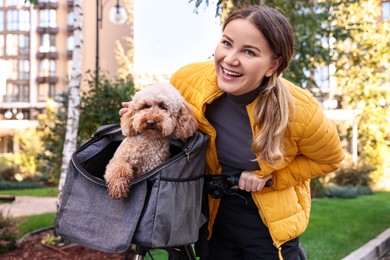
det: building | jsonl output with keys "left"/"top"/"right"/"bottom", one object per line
{"left": 0, "top": 0, "right": 132, "bottom": 154}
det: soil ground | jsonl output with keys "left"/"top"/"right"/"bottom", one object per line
{"left": 0, "top": 228, "right": 134, "bottom": 260}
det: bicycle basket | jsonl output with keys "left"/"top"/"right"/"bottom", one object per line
{"left": 55, "top": 124, "right": 209, "bottom": 253}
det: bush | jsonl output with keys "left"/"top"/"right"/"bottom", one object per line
{"left": 310, "top": 177, "right": 327, "bottom": 198}
{"left": 0, "top": 210, "right": 19, "bottom": 253}
{"left": 0, "top": 181, "right": 43, "bottom": 190}
{"left": 0, "top": 155, "right": 17, "bottom": 181}
{"left": 332, "top": 160, "right": 375, "bottom": 187}
{"left": 324, "top": 184, "right": 358, "bottom": 199}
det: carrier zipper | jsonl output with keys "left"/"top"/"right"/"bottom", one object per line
{"left": 183, "top": 148, "right": 191, "bottom": 162}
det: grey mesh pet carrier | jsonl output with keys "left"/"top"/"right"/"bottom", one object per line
{"left": 55, "top": 124, "right": 208, "bottom": 253}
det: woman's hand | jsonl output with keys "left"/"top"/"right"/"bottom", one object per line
{"left": 238, "top": 171, "right": 272, "bottom": 192}
{"left": 119, "top": 102, "right": 130, "bottom": 116}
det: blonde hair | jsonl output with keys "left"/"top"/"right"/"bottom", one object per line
{"left": 224, "top": 5, "right": 295, "bottom": 166}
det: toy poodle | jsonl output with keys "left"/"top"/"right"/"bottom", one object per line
{"left": 104, "top": 83, "right": 198, "bottom": 199}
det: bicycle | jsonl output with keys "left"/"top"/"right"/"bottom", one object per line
{"left": 132, "top": 243, "right": 307, "bottom": 260}
{"left": 132, "top": 174, "right": 308, "bottom": 260}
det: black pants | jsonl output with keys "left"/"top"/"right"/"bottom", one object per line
{"left": 206, "top": 191, "right": 299, "bottom": 260}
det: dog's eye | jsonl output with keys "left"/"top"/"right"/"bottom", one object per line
{"left": 159, "top": 103, "right": 168, "bottom": 110}
{"left": 141, "top": 104, "right": 151, "bottom": 109}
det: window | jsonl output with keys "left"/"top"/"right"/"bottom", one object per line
{"left": 19, "top": 10, "right": 30, "bottom": 31}
{"left": 0, "top": 11, "right": 3, "bottom": 32}
{"left": 6, "top": 10, "right": 30, "bottom": 32}
{"left": 6, "top": 34, "right": 29, "bottom": 56}
{"left": 7, "top": 0, "right": 29, "bottom": 7}
{"left": 8, "top": 59, "right": 29, "bottom": 80}
{"left": 6, "top": 83, "right": 29, "bottom": 102}
{"left": 0, "top": 35, "right": 4, "bottom": 55}
{"left": 39, "top": 34, "right": 56, "bottom": 52}
{"left": 18, "top": 59, "right": 29, "bottom": 80}
{"left": 39, "top": 59, "right": 56, "bottom": 77}
{"left": 67, "top": 10, "right": 74, "bottom": 26}
{"left": 39, "top": 9, "right": 57, "bottom": 28}
{"left": 6, "top": 34, "right": 17, "bottom": 55}
{"left": 18, "top": 34, "right": 29, "bottom": 55}
{"left": 37, "top": 83, "right": 56, "bottom": 101}
{"left": 67, "top": 35, "right": 74, "bottom": 51}
{"left": 0, "top": 135, "right": 14, "bottom": 154}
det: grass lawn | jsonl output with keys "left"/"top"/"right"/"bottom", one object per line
{"left": 0, "top": 188, "right": 58, "bottom": 197}
{"left": 17, "top": 213, "right": 57, "bottom": 238}
{"left": 2, "top": 188, "right": 389, "bottom": 259}
{"left": 300, "top": 191, "right": 390, "bottom": 260}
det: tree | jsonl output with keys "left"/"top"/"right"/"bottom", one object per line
{"left": 57, "top": 0, "right": 84, "bottom": 198}
{"left": 36, "top": 98, "right": 67, "bottom": 185}
{"left": 78, "top": 72, "right": 136, "bottom": 143}
{"left": 330, "top": 0, "right": 390, "bottom": 188}
{"left": 36, "top": 75, "right": 136, "bottom": 186}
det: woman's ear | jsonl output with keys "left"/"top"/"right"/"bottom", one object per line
{"left": 120, "top": 103, "right": 137, "bottom": 137}
{"left": 265, "top": 56, "right": 282, "bottom": 77}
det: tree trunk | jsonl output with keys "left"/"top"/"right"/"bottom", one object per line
{"left": 57, "top": 0, "right": 84, "bottom": 204}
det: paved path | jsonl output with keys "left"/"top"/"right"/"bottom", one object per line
{"left": 0, "top": 196, "right": 57, "bottom": 217}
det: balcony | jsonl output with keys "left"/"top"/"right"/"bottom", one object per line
{"left": 36, "top": 1, "right": 59, "bottom": 9}
{"left": 36, "top": 27, "right": 59, "bottom": 34}
{"left": 1, "top": 95, "right": 29, "bottom": 103}
{"left": 67, "top": 50, "right": 73, "bottom": 59}
{"left": 68, "top": 0, "right": 75, "bottom": 9}
{"left": 36, "top": 51, "right": 59, "bottom": 60}
{"left": 67, "top": 24, "right": 74, "bottom": 33}
{"left": 36, "top": 76, "right": 59, "bottom": 84}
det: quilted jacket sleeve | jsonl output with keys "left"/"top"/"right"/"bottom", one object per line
{"left": 270, "top": 87, "right": 345, "bottom": 190}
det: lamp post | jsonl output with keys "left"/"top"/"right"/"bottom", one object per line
{"left": 96, "top": 0, "right": 128, "bottom": 88}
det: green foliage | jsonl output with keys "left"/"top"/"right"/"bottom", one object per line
{"left": 0, "top": 181, "right": 43, "bottom": 191}
{"left": 78, "top": 71, "right": 136, "bottom": 143}
{"left": 36, "top": 98, "right": 67, "bottom": 186}
{"left": 0, "top": 155, "right": 17, "bottom": 181}
{"left": 332, "top": 160, "right": 375, "bottom": 187}
{"left": 13, "top": 128, "right": 44, "bottom": 180}
{"left": 324, "top": 184, "right": 359, "bottom": 198}
{"left": 41, "top": 232, "right": 61, "bottom": 246}
{"left": 36, "top": 72, "right": 135, "bottom": 185}
{"left": 0, "top": 210, "right": 20, "bottom": 253}
{"left": 331, "top": 0, "right": 390, "bottom": 186}
{"left": 310, "top": 177, "right": 327, "bottom": 198}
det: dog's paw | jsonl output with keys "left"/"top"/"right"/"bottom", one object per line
{"left": 107, "top": 178, "right": 130, "bottom": 200}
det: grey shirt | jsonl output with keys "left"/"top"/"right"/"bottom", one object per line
{"left": 205, "top": 87, "right": 261, "bottom": 177}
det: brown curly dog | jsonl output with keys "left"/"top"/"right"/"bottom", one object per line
{"left": 104, "top": 83, "right": 198, "bottom": 199}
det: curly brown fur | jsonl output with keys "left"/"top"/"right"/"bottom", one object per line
{"left": 104, "top": 83, "right": 198, "bottom": 199}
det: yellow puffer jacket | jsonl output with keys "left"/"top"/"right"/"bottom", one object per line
{"left": 170, "top": 61, "right": 344, "bottom": 255}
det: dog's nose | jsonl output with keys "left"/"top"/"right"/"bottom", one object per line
{"left": 146, "top": 120, "right": 156, "bottom": 129}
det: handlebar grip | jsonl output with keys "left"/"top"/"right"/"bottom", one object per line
{"left": 227, "top": 175, "right": 240, "bottom": 186}
{"left": 227, "top": 175, "right": 272, "bottom": 187}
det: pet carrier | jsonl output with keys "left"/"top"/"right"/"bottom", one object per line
{"left": 55, "top": 124, "right": 208, "bottom": 253}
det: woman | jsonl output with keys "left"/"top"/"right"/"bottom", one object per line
{"left": 123, "top": 5, "right": 344, "bottom": 260}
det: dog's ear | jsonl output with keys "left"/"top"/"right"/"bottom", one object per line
{"left": 120, "top": 103, "right": 137, "bottom": 137}
{"left": 174, "top": 103, "right": 198, "bottom": 139}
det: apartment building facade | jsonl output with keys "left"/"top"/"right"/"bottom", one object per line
{"left": 0, "top": 0, "right": 131, "bottom": 154}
